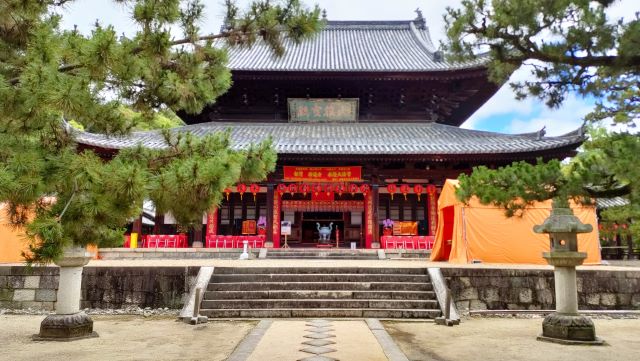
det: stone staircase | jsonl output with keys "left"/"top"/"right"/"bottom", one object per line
{"left": 266, "top": 248, "right": 380, "bottom": 260}
{"left": 200, "top": 267, "right": 441, "bottom": 318}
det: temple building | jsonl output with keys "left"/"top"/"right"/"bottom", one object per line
{"left": 76, "top": 16, "right": 584, "bottom": 249}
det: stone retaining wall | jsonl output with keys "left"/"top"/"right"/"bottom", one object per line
{"left": 2, "top": 265, "right": 640, "bottom": 312}
{"left": 441, "top": 268, "right": 640, "bottom": 314}
{"left": 0, "top": 266, "right": 198, "bottom": 310}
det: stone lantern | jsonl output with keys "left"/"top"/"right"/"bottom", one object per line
{"left": 35, "top": 246, "right": 98, "bottom": 341}
{"left": 533, "top": 203, "right": 603, "bottom": 344}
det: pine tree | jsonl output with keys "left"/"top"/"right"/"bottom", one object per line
{"left": 0, "top": 0, "right": 322, "bottom": 263}
{"left": 445, "top": 0, "right": 639, "bottom": 243}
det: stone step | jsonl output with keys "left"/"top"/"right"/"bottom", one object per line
{"left": 204, "top": 290, "right": 435, "bottom": 300}
{"left": 202, "top": 299, "right": 437, "bottom": 309}
{"left": 199, "top": 308, "right": 442, "bottom": 319}
{"left": 212, "top": 267, "right": 428, "bottom": 275}
{"left": 210, "top": 273, "right": 430, "bottom": 283}
{"left": 207, "top": 281, "right": 433, "bottom": 292}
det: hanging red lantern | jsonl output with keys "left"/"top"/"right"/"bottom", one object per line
{"left": 360, "top": 184, "right": 370, "bottom": 195}
{"left": 426, "top": 184, "right": 437, "bottom": 195}
{"left": 224, "top": 187, "right": 232, "bottom": 201}
{"left": 335, "top": 183, "right": 346, "bottom": 197}
{"left": 324, "top": 184, "right": 333, "bottom": 196}
{"left": 349, "top": 183, "right": 359, "bottom": 196}
{"left": 387, "top": 184, "right": 397, "bottom": 200}
{"left": 312, "top": 183, "right": 323, "bottom": 196}
{"left": 300, "top": 183, "right": 311, "bottom": 197}
{"left": 250, "top": 183, "right": 260, "bottom": 202}
{"left": 287, "top": 183, "right": 298, "bottom": 197}
{"left": 413, "top": 184, "right": 424, "bottom": 201}
{"left": 400, "top": 184, "right": 410, "bottom": 201}
{"left": 277, "top": 183, "right": 287, "bottom": 195}
{"left": 236, "top": 183, "right": 247, "bottom": 200}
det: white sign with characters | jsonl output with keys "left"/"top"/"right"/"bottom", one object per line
{"left": 281, "top": 221, "right": 292, "bottom": 236}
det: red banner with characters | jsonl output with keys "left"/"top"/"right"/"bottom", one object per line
{"left": 206, "top": 208, "right": 218, "bottom": 236}
{"left": 272, "top": 192, "right": 281, "bottom": 248}
{"left": 428, "top": 191, "right": 438, "bottom": 236}
{"left": 364, "top": 191, "right": 373, "bottom": 248}
{"left": 283, "top": 166, "right": 361, "bottom": 182}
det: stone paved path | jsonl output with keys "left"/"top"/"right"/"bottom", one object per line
{"left": 229, "top": 319, "right": 409, "bottom": 361}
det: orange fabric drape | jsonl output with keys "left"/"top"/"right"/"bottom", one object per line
{"left": 0, "top": 204, "right": 29, "bottom": 263}
{"left": 430, "top": 180, "right": 602, "bottom": 265}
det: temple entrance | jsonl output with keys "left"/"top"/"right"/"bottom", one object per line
{"left": 300, "top": 212, "right": 344, "bottom": 247}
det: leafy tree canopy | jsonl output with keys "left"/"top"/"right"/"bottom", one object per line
{"left": 446, "top": 0, "right": 640, "bottom": 244}
{"left": 444, "top": 0, "right": 639, "bottom": 124}
{"left": 0, "top": 0, "right": 322, "bottom": 263}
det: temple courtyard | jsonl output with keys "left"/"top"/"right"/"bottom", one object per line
{"left": 1, "top": 314, "right": 639, "bottom": 361}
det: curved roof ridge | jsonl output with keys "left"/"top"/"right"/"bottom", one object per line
{"left": 74, "top": 121, "right": 585, "bottom": 156}
{"left": 409, "top": 21, "right": 437, "bottom": 56}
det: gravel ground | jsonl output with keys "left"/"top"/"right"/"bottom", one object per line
{"left": 384, "top": 317, "right": 640, "bottom": 361}
{"left": 0, "top": 306, "right": 180, "bottom": 317}
{"left": 0, "top": 315, "right": 256, "bottom": 361}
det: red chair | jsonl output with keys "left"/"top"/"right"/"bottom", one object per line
{"left": 404, "top": 237, "right": 416, "bottom": 249}
{"left": 417, "top": 236, "right": 428, "bottom": 249}
{"left": 145, "top": 235, "right": 156, "bottom": 248}
{"left": 386, "top": 236, "right": 398, "bottom": 249}
{"left": 222, "top": 236, "right": 233, "bottom": 248}
{"left": 166, "top": 235, "right": 177, "bottom": 248}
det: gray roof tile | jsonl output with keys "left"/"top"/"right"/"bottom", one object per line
{"left": 75, "top": 122, "right": 584, "bottom": 156}
{"left": 223, "top": 21, "right": 486, "bottom": 72}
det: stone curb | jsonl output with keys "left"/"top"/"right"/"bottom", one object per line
{"left": 365, "top": 319, "right": 411, "bottom": 361}
{"left": 226, "top": 319, "right": 273, "bottom": 361}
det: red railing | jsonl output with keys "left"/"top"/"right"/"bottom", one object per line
{"left": 380, "top": 236, "right": 434, "bottom": 250}
{"left": 123, "top": 234, "right": 188, "bottom": 248}
{"left": 205, "top": 235, "right": 266, "bottom": 248}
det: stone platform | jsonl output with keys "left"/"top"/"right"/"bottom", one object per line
{"left": 96, "top": 247, "right": 431, "bottom": 260}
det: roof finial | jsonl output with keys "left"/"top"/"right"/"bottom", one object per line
{"left": 536, "top": 126, "right": 547, "bottom": 140}
{"left": 414, "top": 8, "right": 426, "bottom": 29}
{"left": 322, "top": 9, "right": 327, "bottom": 20}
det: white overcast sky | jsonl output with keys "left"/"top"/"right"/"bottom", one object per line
{"left": 59, "top": 0, "right": 639, "bottom": 135}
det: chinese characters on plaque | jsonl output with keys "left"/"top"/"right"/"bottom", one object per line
{"left": 288, "top": 98, "right": 359, "bottom": 122}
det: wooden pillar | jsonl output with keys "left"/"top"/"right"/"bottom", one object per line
{"left": 372, "top": 184, "right": 380, "bottom": 248}
{"left": 132, "top": 216, "right": 143, "bottom": 236}
{"left": 266, "top": 184, "right": 274, "bottom": 247}
{"left": 153, "top": 213, "right": 164, "bottom": 234}
{"left": 194, "top": 226, "right": 203, "bottom": 245}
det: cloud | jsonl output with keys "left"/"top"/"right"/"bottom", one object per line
{"left": 503, "top": 95, "right": 593, "bottom": 136}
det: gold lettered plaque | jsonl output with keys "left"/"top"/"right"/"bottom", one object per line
{"left": 288, "top": 98, "right": 359, "bottom": 122}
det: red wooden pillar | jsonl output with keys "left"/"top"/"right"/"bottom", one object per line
{"left": 266, "top": 184, "right": 274, "bottom": 247}
{"left": 364, "top": 189, "right": 374, "bottom": 249}
{"left": 371, "top": 184, "right": 380, "bottom": 248}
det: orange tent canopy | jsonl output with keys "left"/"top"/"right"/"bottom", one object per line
{"left": 0, "top": 204, "right": 30, "bottom": 263}
{"left": 430, "top": 179, "right": 602, "bottom": 265}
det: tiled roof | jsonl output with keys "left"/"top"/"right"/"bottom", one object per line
{"left": 223, "top": 20, "right": 486, "bottom": 72}
{"left": 596, "top": 197, "right": 629, "bottom": 209}
{"left": 75, "top": 122, "right": 584, "bottom": 156}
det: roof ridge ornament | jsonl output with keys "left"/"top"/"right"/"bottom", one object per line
{"left": 536, "top": 126, "right": 547, "bottom": 140}
{"left": 322, "top": 9, "right": 327, "bottom": 20}
{"left": 414, "top": 8, "right": 426, "bottom": 30}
